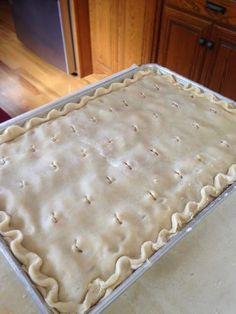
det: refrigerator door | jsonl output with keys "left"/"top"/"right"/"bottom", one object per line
{"left": 11, "top": 0, "right": 76, "bottom": 74}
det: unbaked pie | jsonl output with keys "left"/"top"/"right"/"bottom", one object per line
{"left": 0, "top": 70, "right": 235, "bottom": 313}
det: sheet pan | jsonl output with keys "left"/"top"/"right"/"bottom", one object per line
{"left": 0, "top": 64, "right": 235, "bottom": 314}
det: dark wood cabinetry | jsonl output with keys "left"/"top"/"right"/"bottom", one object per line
{"left": 203, "top": 25, "right": 236, "bottom": 100}
{"left": 157, "top": 0, "right": 236, "bottom": 100}
{"left": 158, "top": 6, "right": 211, "bottom": 82}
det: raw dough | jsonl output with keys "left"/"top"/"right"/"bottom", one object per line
{"left": 0, "top": 70, "right": 235, "bottom": 313}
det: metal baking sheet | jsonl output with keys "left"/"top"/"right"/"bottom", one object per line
{"left": 0, "top": 237, "right": 53, "bottom": 314}
{"left": 0, "top": 63, "right": 235, "bottom": 314}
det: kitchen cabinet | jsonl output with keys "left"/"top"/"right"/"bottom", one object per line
{"left": 202, "top": 25, "right": 236, "bottom": 100}
{"left": 88, "top": 0, "right": 236, "bottom": 99}
{"left": 158, "top": 6, "right": 211, "bottom": 82}
{"left": 89, "top": 0, "right": 161, "bottom": 74}
{"left": 157, "top": 0, "right": 236, "bottom": 100}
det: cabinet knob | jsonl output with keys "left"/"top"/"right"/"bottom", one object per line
{"left": 199, "top": 37, "right": 206, "bottom": 46}
{"left": 206, "top": 40, "right": 215, "bottom": 49}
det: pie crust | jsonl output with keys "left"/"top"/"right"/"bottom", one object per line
{"left": 0, "top": 70, "right": 236, "bottom": 314}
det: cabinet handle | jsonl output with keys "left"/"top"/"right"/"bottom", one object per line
{"left": 206, "top": 40, "right": 215, "bottom": 49}
{"left": 205, "top": 1, "right": 226, "bottom": 14}
{"left": 199, "top": 37, "right": 206, "bottom": 46}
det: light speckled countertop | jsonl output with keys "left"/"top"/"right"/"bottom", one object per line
{"left": 1, "top": 192, "right": 236, "bottom": 314}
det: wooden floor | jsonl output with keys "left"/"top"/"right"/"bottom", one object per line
{"left": 0, "top": 0, "right": 106, "bottom": 117}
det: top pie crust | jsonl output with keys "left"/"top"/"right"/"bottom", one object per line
{"left": 0, "top": 70, "right": 236, "bottom": 313}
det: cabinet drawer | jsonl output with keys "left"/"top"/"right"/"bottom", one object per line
{"left": 166, "top": 0, "right": 236, "bottom": 27}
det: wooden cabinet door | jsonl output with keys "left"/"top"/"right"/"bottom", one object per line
{"left": 157, "top": 6, "right": 211, "bottom": 82}
{"left": 89, "top": 0, "right": 159, "bottom": 74}
{"left": 202, "top": 25, "right": 236, "bottom": 100}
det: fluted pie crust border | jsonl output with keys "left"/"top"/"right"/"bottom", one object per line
{"left": 0, "top": 70, "right": 236, "bottom": 314}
